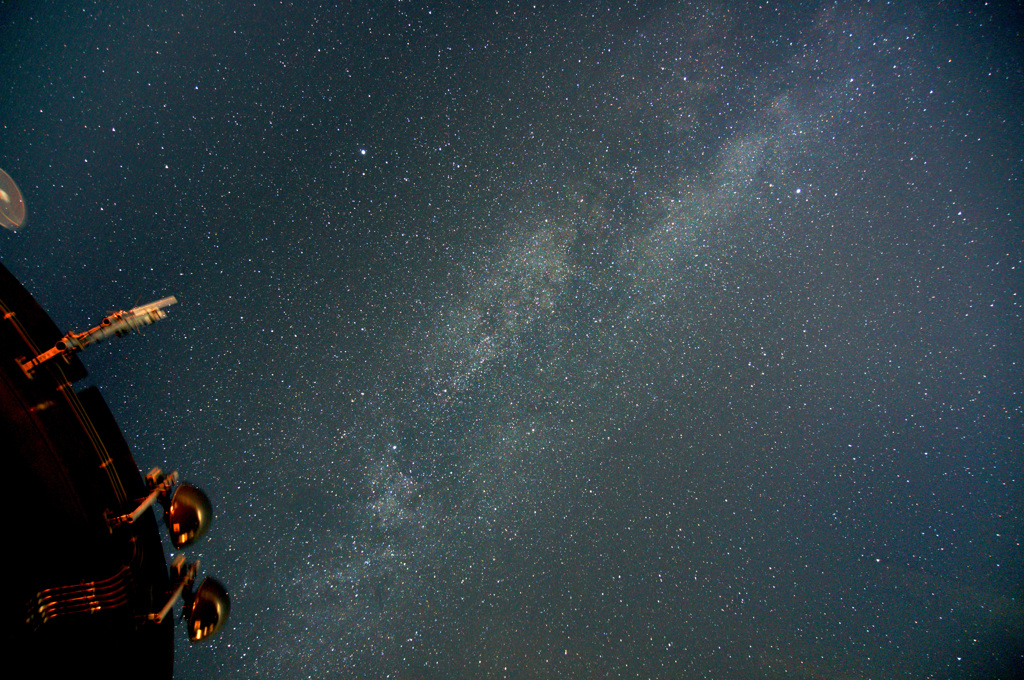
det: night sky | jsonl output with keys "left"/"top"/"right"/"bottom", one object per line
{"left": 2, "top": 2, "right": 1022, "bottom": 678}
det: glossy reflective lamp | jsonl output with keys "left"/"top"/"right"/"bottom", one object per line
{"left": 186, "top": 577, "right": 230, "bottom": 643}
{"left": 166, "top": 483, "right": 213, "bottom": 549}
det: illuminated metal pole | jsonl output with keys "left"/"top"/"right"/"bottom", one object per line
{"left": 21, "top": 296, "right": 178, "bottom": 375}
{"left": 148, "top": 557, "right": 198, "bottom": 624}
{"left": 106, "top": 471, "right": 179, "bottom": 531}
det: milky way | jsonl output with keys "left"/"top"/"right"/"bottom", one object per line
{"left": 1, "top": 1, "right": 1020, "bottom": 679}
{"left": 268, "top": 14, "right": 929, "bottom": 673}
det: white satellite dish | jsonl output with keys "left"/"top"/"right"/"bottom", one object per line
{"left": 0, "top": 168, "right": 27, "bottom": 230}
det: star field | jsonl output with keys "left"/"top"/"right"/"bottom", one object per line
{"left": 1, "top": 2, "right": 1021, "bottom": 679}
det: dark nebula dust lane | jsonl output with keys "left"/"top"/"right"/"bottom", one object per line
{"left": 1, "top": 2, "right": 1021, "bottom": 679}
